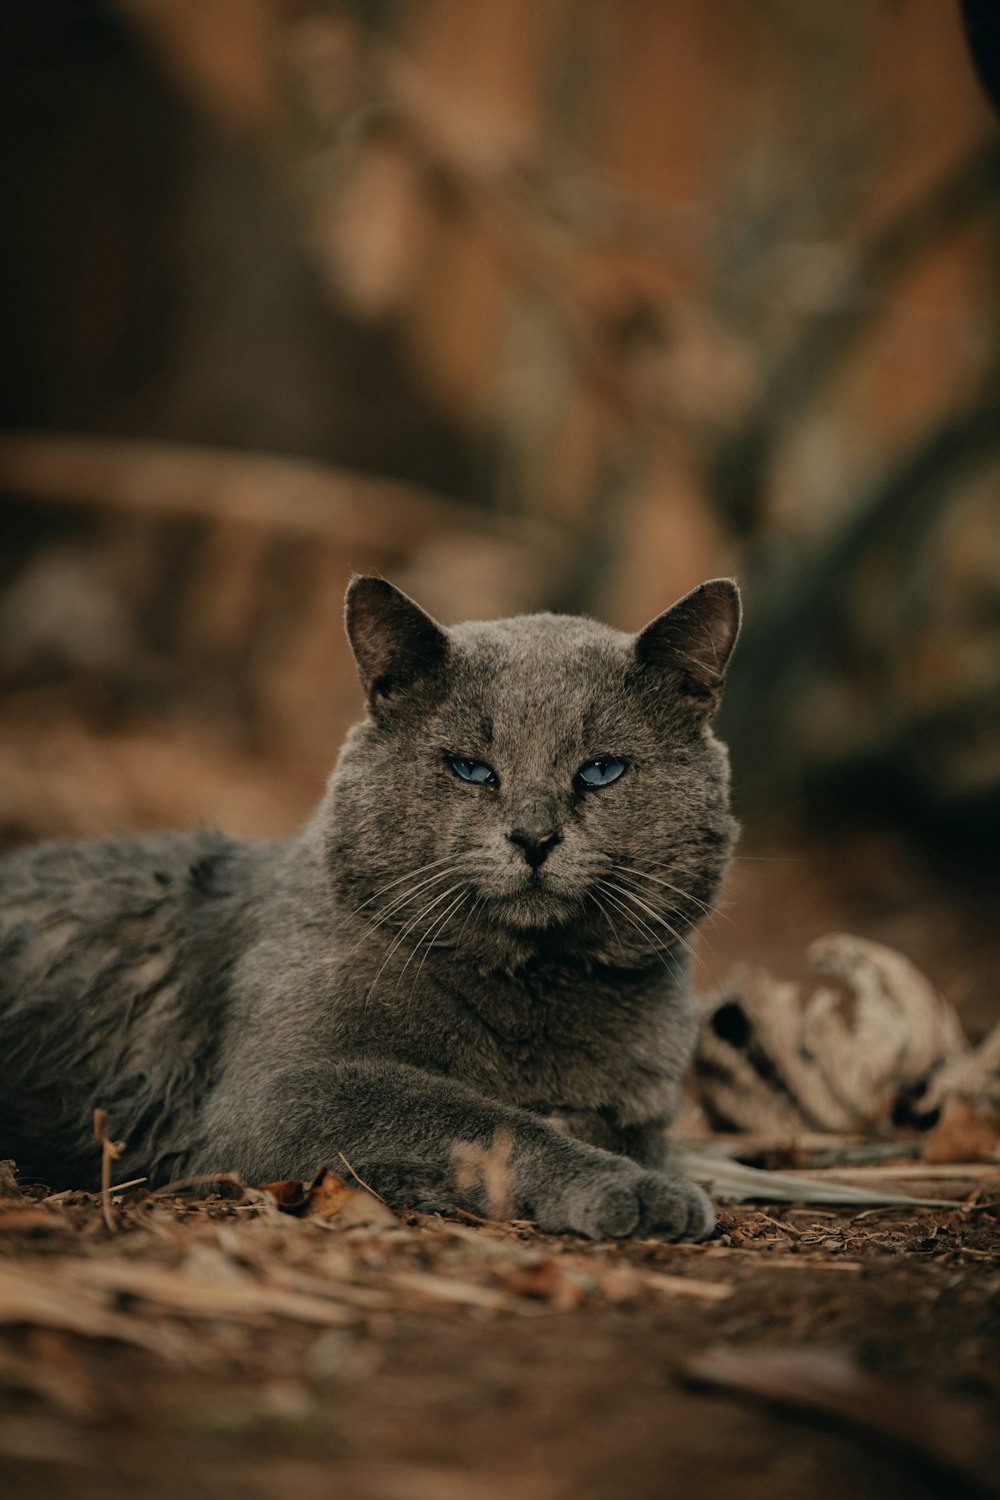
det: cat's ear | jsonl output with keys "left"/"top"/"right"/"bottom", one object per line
{"left": 345, "top": 576, "right": 450, "bottom": 716}
{"left": 633, "top": 578, "right": 741, "bottom": 719}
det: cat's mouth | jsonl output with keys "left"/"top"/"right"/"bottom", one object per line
{"left": 483, "top": 869, "right": 578, "bottom": 930}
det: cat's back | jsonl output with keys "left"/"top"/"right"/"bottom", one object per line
{"left": 0, "top": 827, "right": 258, "bottom": 1184}
{"left": 0, "top": 828, "right": 237, "bottom": 992}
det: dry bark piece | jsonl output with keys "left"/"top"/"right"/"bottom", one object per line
{"left": 695, "top": 933, "right": 971, "bottom": 1136}
{"left": 920, "top": 1019, "right": 1000, "bottom": 1119}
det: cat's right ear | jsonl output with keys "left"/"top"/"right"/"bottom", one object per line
{"left": 345, "top": 576, "right": 450, "bottom": 718}
{"left": 632, "top": 578, "right": 741, "bottom": 722}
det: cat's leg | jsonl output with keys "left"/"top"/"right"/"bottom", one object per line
{"left": 196, "top": 1057, "right": 714, "bottom": 1242}
{"left": 545, "top": 1109, "right": 675, "bottom": 1169}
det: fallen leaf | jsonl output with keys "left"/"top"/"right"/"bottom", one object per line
{"left": 923, "top": 1096, "right": 1000, "bottom": 1165}
{"left": 260, "top": 1167, "right": 396, "bottom": 1228}
{"left": 307, "top": 1167, "right": 354, "bottom": 1215}
{"left": 0, "top": 1161, "right": 23, "bottom": 1199}
{"left": 261, "top": 1178, "right": 311, "bottom": 1210}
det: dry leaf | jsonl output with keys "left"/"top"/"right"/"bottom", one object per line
{"left": 923, "top": 1096, "right": 1000, "bottom": 1164}
{"left": 261, "top": 1178, "right": 311, "bottom": 1211}
{"left": 0, "top": 1161, "right": 23, "bottom": 1200}
{"left": 307, "top": 1167, "right": 355, "bottom": 1217}
{"left": 262, "top": 1167, "right": 397, "bottom": 1228}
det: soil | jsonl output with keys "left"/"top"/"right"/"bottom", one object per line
{"left": 2, "top": 1178, "right": 998, "bottom": 1500}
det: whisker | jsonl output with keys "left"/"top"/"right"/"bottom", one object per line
{"left": 343, "top": 855, "right": 492, "bottom": 967}
{"left": 612, "top": 885, "right": 727, "bottom": 1000}
{"left": 596, "top": 883, "right": 665, "bottom": 957}
{"left": 405, "top": 889, "right": 469, "bottom": 1004}
{"left": 609, "top": 862, "right": 739, "bottom": 934}
{"left": 454, "top": 892, "right": 487, "bottom": 949}
{"left": 600, "top": 878, "right": 707, "bottom": 972}
{"left": 609, "top": 863, "right": 716, "bottom": 918}
{"left": 392, "top": 884, "right": 467, "bottom": 998}
{"left": 348, "top": 853, "right": 458, "bottom": 918}
{"left": 364, "top": 881, "right": 465, "bottom": 1009}
{"left": 339, "top": 866, "right": 463, "bottom": 965}
{"left": 586, "top": 889, "right": 628, "bottom": 962}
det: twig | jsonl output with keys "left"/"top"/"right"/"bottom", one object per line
{"left": 451, "top": 1206, "right": 513, "bottom": 1229}
{"left": 148, "top": 1171, "right": 251, "bottom": 1198}
{"left": 93, "top": 1109, "right": 125, "bottom": 1235}
{"left": 754, "top": 1212, "right": 801, "bottom": 1237}
{"left": 337, "top": 1152, "right": 386, "bottom": 1203}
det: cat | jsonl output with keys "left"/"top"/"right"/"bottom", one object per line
{"left": 0, "top": 574, "right": 740, "bottom": 1240}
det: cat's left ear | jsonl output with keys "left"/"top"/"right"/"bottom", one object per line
{"left": 633, "top": 578, "right": 741, "bottom": 719}
{"left": 345, "top": 576, "right": 450, "bottom": 717}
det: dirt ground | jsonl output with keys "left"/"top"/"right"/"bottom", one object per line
{"left": 2, "top": 829, "right": 999, "bottom": 1500}
{"left": 2, "top": 1172, "right": 999, "bottom": 1500}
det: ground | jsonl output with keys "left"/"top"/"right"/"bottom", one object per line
{"left": 2, "top": 828, "right": 999, "bottom": 1500}
{"left": 2, "top": 1173, "right": 999, "bottom": 1500}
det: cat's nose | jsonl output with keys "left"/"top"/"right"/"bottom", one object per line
{"left": 507, "top": 824, "right": 562, "bottom": 869}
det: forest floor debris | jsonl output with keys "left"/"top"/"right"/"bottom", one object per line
{"left": 1, "top": 1155, "right": 998, "bottom": 1500}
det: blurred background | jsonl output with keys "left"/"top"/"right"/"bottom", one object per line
{"left": 1, "top": 0, "right": 998, "bottom": 1027}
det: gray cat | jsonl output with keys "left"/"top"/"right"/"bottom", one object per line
{"left": 0, "top": 575, "right": 740, "bottom": 1240}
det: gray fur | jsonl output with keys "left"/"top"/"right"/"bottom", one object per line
{"left": 0, "top": 576, "right": 740, "bottom": 1240}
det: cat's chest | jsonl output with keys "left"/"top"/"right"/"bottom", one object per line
{"left": 369, "top": 961, "right": 694, "bottom": 1125}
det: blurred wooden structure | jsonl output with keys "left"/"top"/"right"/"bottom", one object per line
{"left": 0, "top": 432, "right": 558, "bottom": 839}
{"left": 1, "top": 1, "right": 999, "bottom": 845}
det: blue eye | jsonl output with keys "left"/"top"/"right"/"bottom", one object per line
{"left": 446, "top": 755, "right": 498, "bottom": 786}
{"left": 577, "top": 757, "right": 627, "bottom": 789}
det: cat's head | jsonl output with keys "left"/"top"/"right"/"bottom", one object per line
{"left": 325, "top": 576, "right": 741, "bottom": 969}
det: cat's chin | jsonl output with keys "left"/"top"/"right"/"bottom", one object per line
{"left": 485, "top": 883, "right": 578, "bottom": 933}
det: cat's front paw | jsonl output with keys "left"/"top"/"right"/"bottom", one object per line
{"left": 538, "top": 1166, "right": 715, "bottom": 1243}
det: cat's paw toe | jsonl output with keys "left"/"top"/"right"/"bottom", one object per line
{"left": 539, "top": 1168, "right": 714, "bottom": 1242}
{"left": 540, "top": 1174, "right": 642, "bottom": 1240}
{"left": 635, "top": 1173, "right": 715, "bottom": 1242}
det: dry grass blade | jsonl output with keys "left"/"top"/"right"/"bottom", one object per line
{"left": 387, "top": 1270, "right": 537, "bottom": 1315}
{"left": 65, "top": 1258, "right": 359, "bottom": 1329}
{"left": 676, "top": 1145, "right": 961, "bottom": 1207}
{"left": 0, "top": 1263, "right": 185, "bottom": 1356}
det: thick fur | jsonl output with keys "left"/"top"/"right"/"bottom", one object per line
{"left": 0, "top": 578, "right": 740, "bottom": 1240}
